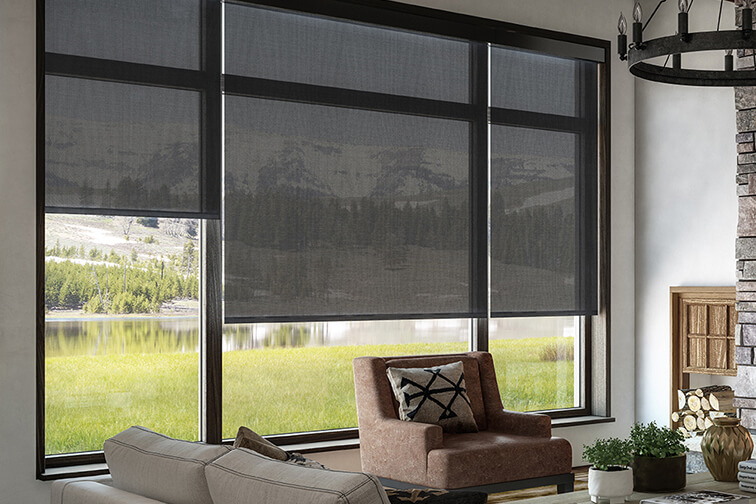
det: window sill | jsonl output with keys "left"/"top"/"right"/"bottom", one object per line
{"left": 38, "top": 439, "right": 361, "bottom": 481}
{"left": 40, "top": 417, "right": 613, "bottom": 480}
{"left": 39, "top": 463, "right": 109, "bottom": 482}
{"left": 552, "top": 415, "right": 615, "bottom": 428}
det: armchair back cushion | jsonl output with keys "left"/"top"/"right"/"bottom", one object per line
{"left": 103, "top": 426, "right": 231, "bottom": 504}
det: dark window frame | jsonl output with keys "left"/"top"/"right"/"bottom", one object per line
{"left": 36, "top": 0, "right": 610, "bottom": 477}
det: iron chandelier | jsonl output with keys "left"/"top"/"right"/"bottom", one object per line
{"left": 618, "top": 0, "right": 756, "bottom": 85}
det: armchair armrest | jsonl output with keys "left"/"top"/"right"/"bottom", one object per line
{"left": 360, "top": 418, "right": 443, "bottom": 483}
{"left": 487, "top": 409, "right": 552, "bottom": 438}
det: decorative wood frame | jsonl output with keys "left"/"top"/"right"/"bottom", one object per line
{"left": 670, "top": 286, "right": 736, "bottom": 425}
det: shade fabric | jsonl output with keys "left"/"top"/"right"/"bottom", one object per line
{"left": 45, "top": 77, "right": 204, "bottom": 216}
{"left": 45, "top": 0, "right": 200, "bottom": 70}
{"left": 224, "top": 3, "right": 469, "bottom": 103}
{"left": 222, "top": 4, "right": 599, "bottom": 322}
{"left": 44, "top": 0, "right": 216, "bottom": 218}
{"left": 224, "top": 97, "right": 470, "bottom": 321}
{"left": 491, "top": 47, "right": 578, "bottom": 117}
{"left": 491, "top": 126, "right": 582, "bottom": 314}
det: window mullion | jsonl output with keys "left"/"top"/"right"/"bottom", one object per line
{"left": 201, "top": 0, "right": 223, "bottom": 445}
{"left": 470, "top": 41, "right": 489, "bottom": 351}
{"left": 200, "top": 219, "right": 223, "bottom": 444}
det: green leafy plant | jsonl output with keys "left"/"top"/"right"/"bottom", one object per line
{"left": 583, "top": 437, "right": 633, "bottom": 471}
{"left": 630, "top": 421, "right": 687, "bottom": 458}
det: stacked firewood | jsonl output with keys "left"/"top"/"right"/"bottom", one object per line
{"left": 671, "top": 385, "right": 736, "bottom": 437}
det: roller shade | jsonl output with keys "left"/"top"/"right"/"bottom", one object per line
{"left": 224, "top": 97, "right": 471, "bottom": 322}
{"left": 44, "top": 0, "right": 219, "bottom": 219}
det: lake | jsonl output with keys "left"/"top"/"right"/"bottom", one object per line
{"left": 45, "top": 316, "right": 574, "bottom": 357}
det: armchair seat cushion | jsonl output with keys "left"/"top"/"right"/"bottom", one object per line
{"left": 426, "top": 432, "right": 572, "bottom": 489}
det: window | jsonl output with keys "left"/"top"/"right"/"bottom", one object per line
{"left": 38, "top": 0, "right": 609, "bottom": 474}
{"left": 44, "top": 215, "right": 201, "bottom": 455}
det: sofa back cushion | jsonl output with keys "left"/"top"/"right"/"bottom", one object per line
{"left": 104, "top": 426, "right": 231, "bottom": 504}
{"left": 205, "top": 448, "right": 390, "bottom": 504}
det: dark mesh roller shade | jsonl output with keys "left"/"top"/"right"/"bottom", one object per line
{"left": 224, "top": 3, "right": 469, "bottom": 103}
{"left": 45, "top": 0, "right": 200, "bottom": 69}
{"left": 490, "top": 126, "right": 583, "bottom": 314}
{"left": 224, "top": 97, "right": 470, "bottom": 322}
{"left": 492, "top": 47, "right": 578, "bottom": 117}
{"left": 45, "top": 76, "right": 204, "bottom": 216}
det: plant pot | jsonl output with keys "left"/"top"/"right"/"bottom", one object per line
{"left": 631, "top": 454, "right": 686, "bottom": 492}
{"left": 588, "top": 466, "right": 633, "bottom": 504}
{"left": 701, "top": 416, "right": 754, "bottom": 482}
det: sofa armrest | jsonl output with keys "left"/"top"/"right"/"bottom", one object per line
{"left": 359, "top": 418, "right": 443, "bottom": 484}
{"left": 51, "top": 477, "right": 167, "bottom": 504}
{"left": 487, "top": 409, "right": 552, "bottom": 438}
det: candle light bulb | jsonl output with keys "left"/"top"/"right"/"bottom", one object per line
{"left": 678, "top": 0, "right": 689, "bottom": 13}
{"left": 633, "top": 2, "right": 643, "bottom": 22}
{"left": 618, "top": 12, "right": 627, "bottom": 34}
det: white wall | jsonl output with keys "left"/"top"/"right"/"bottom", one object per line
{"left": 0, "top": 0, "right": 51, "bottom": 502}
{"left": 634, "top": 1, "right": 738, "bottom": 425}
{"left": 0, "top": 1, "right": 636, "bottom": 501}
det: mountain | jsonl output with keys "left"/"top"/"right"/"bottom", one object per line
{"left": 46, "top": 116, "right": 574, "bottom": 204}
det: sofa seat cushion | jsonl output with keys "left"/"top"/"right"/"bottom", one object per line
{"left": 206, "top": 447, "right": 390, "bottom": 504}
{"left": 426, "top": 431, "right": 572, "bottom": 489}
{"left": 103, "top": 426, "right": 232, "bottom": 504}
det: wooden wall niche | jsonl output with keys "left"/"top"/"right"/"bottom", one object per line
{"left": 670, "top": 286, "right": 736, "bottom": 422}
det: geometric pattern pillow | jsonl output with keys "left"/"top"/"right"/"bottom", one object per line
{"left": 386, "top": 361, "right": 478, "bottom": 433}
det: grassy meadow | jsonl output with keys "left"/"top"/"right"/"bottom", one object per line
{"left": 45, "top": 337, "right": 575, "bottom": 454}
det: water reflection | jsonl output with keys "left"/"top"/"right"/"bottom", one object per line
{"left": 44, "top": 317, "right": 472, "bottom": 356}
{"left": 45, "top": 318, "right": 199, "bottom": 357}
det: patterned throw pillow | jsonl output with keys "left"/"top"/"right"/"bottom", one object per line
{"left": 233, "top": 426, "right": 288, "bottom": 461}
{"left": 386, "top": 361, "right": 478, "bottom": 433}
{"left": 286, "top": 451, "right": 329, "bottom": 470}
{"left": 234, "top": 426, "right": 328, "bottom": 469}
{"left": 384, "top": 488, "right": 487, "bottom": 504}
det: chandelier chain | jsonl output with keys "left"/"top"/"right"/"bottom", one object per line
{"left": 718, "top": 0, "right": 724, "bottom": 31}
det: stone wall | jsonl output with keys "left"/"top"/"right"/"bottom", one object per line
{"left": 735, "top": 4, "right": 756, "bottom": 429}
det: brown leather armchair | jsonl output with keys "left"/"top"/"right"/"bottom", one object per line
{"left": 353, "top": 352, "right": 574, "bottom": 494}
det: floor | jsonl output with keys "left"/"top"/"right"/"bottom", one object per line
{"left": 487, "top": 467, "right": 589, "bottom": 504}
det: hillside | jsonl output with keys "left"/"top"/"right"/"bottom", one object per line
{"left": 45, "top": 214, "right": 199, "bottom": 317}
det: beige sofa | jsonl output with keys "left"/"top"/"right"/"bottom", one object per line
{"left": 51, "top": 426, "right": 389, "bottom": 504}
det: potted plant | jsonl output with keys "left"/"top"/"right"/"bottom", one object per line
{"left": 629, "top": 421, "right": 688, "bottom": 491}
{"left": 583, "top": 437, "right": 634, "bottom": 504}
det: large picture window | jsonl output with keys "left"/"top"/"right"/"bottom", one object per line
{"left": 38, "top": 0, "right": 609, "bottom": 475}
